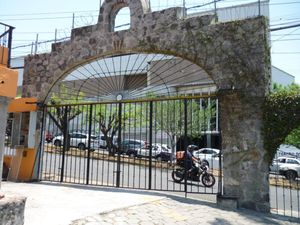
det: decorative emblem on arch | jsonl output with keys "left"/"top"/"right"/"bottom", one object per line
{"left": 98, "top": 0, "right": 151, "bottom": 32}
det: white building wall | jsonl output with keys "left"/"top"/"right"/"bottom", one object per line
{"left": 272, "top": 66, "right": 295, "bottom": 86}
{"left": 189, "top": 0, "right": 270, "bottom": 21}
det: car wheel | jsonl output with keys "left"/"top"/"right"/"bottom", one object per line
{"left": 54, "top": 140, "right": 61, "bottom": 147}
{"left": 285, "top": 170, "right": 297, "bottom": 180}
{"left": 78, "top": 143, "right": 86, "bottom": 150}
{"left": 156, "top": 156, "right": 162, "bottom": 162}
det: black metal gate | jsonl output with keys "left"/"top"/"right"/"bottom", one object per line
{"left": 38, "top": 96, "right": 222, "bottom": 194}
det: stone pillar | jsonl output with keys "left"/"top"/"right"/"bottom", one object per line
{"left": 0, "top": 96, "right": 10, "bottom": 191}
{"left": 0, "top": 194, "right": 26, "bottom": 225}
{"left": 217, "top": 90, "right": 270, "bottom": 213}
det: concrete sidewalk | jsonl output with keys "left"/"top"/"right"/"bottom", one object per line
{"left": 2, "top": 182, "right": 164, "bottom": 225}
{"left": 1, "top": 181, "right": 299, "bottom": 225}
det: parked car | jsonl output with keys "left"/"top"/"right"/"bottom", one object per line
{"left": 135, "top": 144, "right": 174, "bottom": 162}
{"left": 117, "top": 139, "right": 148, "bottom": 156}
{"left": 97, "top": 135, "right": 118, "bottom": 149}
{"left": 193, "top": 148, "right": 221, "bottom": 160}
{"left": 52, "top": 132, "right": 98, "bottom": 150}
{"left": 270, "top": 156, "right": 300, "bottom": 180}
{"left": 152, "top": 144, "right": 175, "bottom": 162}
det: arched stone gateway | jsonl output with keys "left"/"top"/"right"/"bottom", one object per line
{"left": 22, "top": 0, "right": 271, "bottom": 212}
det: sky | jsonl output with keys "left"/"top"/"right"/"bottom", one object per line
{"left": 0, "top": 0, "right": 300, "bottom": 83}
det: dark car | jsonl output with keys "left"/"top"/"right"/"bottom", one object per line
{"left": 117, "top": 139, "right": 148, "bottom": 156}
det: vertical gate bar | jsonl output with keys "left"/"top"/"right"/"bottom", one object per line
{"left": 160, "top": 101, "right": 164, "bottom": 190}
{"left": 37, "top": 105, "right": 46, "bottom": 181}
{"left": 144, "top": 102, "right": 148, "bottom": 189}
{"left": 207, "top": 97, "right": 211, "bottom": 148}
{"left": 60, "top": 105, "right": 69, "bottom": 183}
{"left": 69, "top": 105, "right": 77, "bottom": 183}
{"left": 296, "top": 180, "right": 300, "bottom": 218}
{"left": 289, "top": 180, "right": 293, "bottom": 217}
{"left": 127, "top": 102, "right": 131, "bottom": 187}
{"left": 86, "top": 104, "right": 93, "bottom": 185}
{"left": 218, "top": 98, "right": 223, "bottom": 196}
{"left": 46, "top": 107, "right": 53, "bottom": 181}
{"left": 116, "top": 102, "right": 122, "bottom": 187}
{"left": 189, "top": 99, "right": 193, "bottom": 193}
{"left": 7, "top": 27, "right": 13, "bottom": 67}
{"left": 153, "top": 101, "right": 157, "bottom": 190}
{"left": 132, "top": 102, "right": 137, "bottom": 188}
{"left": 53, "top": 107, "right": 61, "bottom": 182}
{"left": 184, "top": 99, "right": 188, "bottom": 195}
{"left": 148, "top": 101, "right": 153, "bottom": 190}
{"left": 216, "top": 99, "right": 219, "bottom": 131}
{"left": 104, "top": 104, "right": 109, "bottom": 185}
{"left": 138, "top": 103, "right": 142, "bottom": 189}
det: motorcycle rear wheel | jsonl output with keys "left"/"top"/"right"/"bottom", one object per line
{"left": 172, "top": 169, "right": 185, "bottom": 183}
{"left": 201, "top": 173, "right": 215, "bottom": 187}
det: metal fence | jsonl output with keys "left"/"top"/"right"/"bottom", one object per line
{"left": 270, "top": 151, "right": 300, "bottom": 218}
{"left": 0, "top": 22, "right": 14, "bottom": 67}
{"left": 39, "top": 96, "right": 222, "bottom": 194}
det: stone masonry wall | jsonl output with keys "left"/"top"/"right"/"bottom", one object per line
{"left": 0, "top": 195, "right": 26, "bottom": 225}
{"left": 22, "top": 0, "right": 271, "bottom": 212}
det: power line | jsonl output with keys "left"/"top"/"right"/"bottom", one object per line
{"left": 272, "top": 52, "right": 300, "bottom": 54}
{"left": 0, "top": 10, "right": 98, "bottom": 17}
{"left": 270, "top": 23, "right": 300, "bottom": 32}
{"left": 271, "top": 38, "right": 300, "bottom": 41}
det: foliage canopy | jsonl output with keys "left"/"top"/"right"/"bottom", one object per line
{"left": 263, "top": 83, "right": 300, "bottom": 163}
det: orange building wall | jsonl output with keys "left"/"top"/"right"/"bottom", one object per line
{"left": 0, "top": 65, "right": 18, "bottom": 98}
{"left": 0, "top": 46, "right": 8, "bottom": 66}
{"left": 17, "top": 148, "right": 36, "bottom": 181}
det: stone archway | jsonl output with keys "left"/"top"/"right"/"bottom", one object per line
{"left": 22, "top": 0, "right": 271, "bottom": 212}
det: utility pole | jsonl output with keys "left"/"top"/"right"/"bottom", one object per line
{"left": 72, "top": 13, "right": 75, "bottom": 29}
{"left": 54, "top": 29, "right": 57, "bottom": 43}
{"left": 214, "top": 0, "right": 218, "bottom": 22}
{"left": 34, "top": 34, "right": 39, "bottom": 55}
{"left": 183, "top": 0, "right": 186, "bottom": 17}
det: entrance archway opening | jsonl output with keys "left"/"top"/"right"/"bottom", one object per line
{"left": 41, "top": 53, "right": 221, "bottom": 193}
{"left": 45, "top": 53, "right": 216, "bottom": 105}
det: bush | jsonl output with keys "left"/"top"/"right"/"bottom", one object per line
{"left": 263, "top": 84, "right": 300, "bottom": 163}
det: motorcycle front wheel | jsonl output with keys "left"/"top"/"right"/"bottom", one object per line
{"left": 171, "top": 169, "right": 185, "bottom": 183}
{"left": 201, "top": 173, "right": 215, "bottom": 187}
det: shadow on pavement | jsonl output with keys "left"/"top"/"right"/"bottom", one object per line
{"left": 29, "top": 181, "right": 300, "bottom": 224}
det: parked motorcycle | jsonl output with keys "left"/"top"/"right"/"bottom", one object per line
{"left": 171, "top": 160, "right": 215, "bottom": 187}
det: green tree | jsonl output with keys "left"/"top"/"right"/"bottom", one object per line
{"left": 93, "top": 102, "right": 142, "bottom": 156}
{"left": 263, "top": 83, "right": 300, "bottom": 162}
{"left": 273, "top": 83, "right": 300, "bottom": 149}
{"left": 48, "top": 85, "right": 85, "bottom": 150}
{"left": 285, "top": 128, "right": 300, "bottom": 149}
{"left": 153, "top": 98, "right": 216, "bottom": 151}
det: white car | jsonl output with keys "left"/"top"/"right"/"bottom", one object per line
{"left": 270, "top": 156, "right": 300, "bottom": 180}
{"left": 136, "top": 143, "right": 175, "bottom": 161}
{"left": 193, "top": 148, "right": 221, "bottom": 160}
{"left": 98, "top": 135, "right": 118, "bottom": 149}
{"left": 53, "top": 132, "right": 98, "bottom": 150}
{"left": 154, "top": 144, "right": 172, "bottom": 153}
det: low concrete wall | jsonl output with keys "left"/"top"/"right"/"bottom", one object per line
{"left": 0, "top": 194, "right": 26, "bottom": 225}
